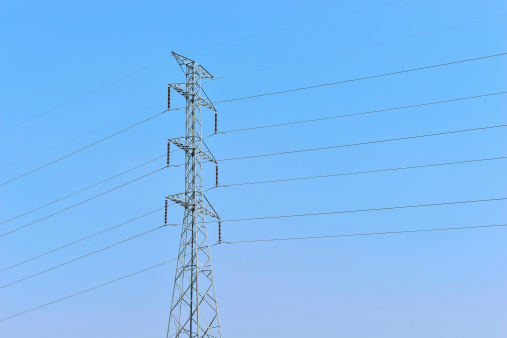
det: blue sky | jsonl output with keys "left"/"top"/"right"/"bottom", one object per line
{"left": 1, "top": 0, "right": 506, "bottom": 337}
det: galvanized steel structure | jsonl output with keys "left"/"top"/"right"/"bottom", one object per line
{"left": 166, "top": 52, "right": 222, "bottom": 338}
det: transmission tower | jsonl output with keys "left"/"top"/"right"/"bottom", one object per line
{"left": 165, "top": 52, "right": 222, "bottom": 338}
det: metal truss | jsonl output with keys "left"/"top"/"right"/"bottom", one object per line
{"left": 168, "top": 137, "right": 217, "bottom": 164}
{"left": 172, "top": 52, "right": 214, "bottom": 79}
{"left": 169, "top": 83, "right": 216, "bottom": 112}
{"left": 166, "top": 52, "right": 222, "bottom": 338}
{"left": 166, "top": 193, "right": 220, "bottom": 220}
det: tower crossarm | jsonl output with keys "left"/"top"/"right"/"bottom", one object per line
{"left": 168, "top": 137, "right": 218, "bottom": 164}
{"left": 166, "top": 193, "right": 188, "bottom": 208}
{"left": 169, "top": 83, "right": 216, "bottom": 111}
{"left": 166, "top": 193, "right": 220, "bottom": 220}
{"left": 168, "top": 83, "right": 190, "bottom": 99}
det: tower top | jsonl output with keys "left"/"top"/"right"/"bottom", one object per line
{"left": 171, "top": 51, "right": 214, "bottom": 79}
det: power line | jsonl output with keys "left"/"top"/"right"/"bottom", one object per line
{"left": 219, "top": 14, "right": 507, "bottom": 79}
{"left": 213, "top": 124, "right": 503, "bottom": 165}
{"left": 14, "top": 156, "right": 494, "bottom": 270}
{"left": 129, "top": 125, "right": 507, "bottom": 182}
{"left": 0, "top": 226, "right": 168, "bottom": 290}
{"left": 6, "top": 152, "right": 503, "bottom": 248}
{"left": 5, "top": 150, "right": 502, "bottom": 246}
{"left": 0, "top": 108, "right": 180, "bottom": 188}
{"left": 218, "top": 124, "right": 507, "bottom": 162}
{"left": 216, "top": 197, "right": 507, "bottom": 224}
{"left": 220, "top": 223, "right": 507, "bottom": 245}
{"left": 0, "top": 0, "right": 404, "bottom": 135}
{"left": 0, "top": 207, "right": 166, "bottom": 273}
{"left": 1, "top": 148, "right": 180, "bottom": 226}
{"left": 0, "top": 258, "right": 178, "bottom": 322}
{"left": 0, "top": 100, "right": 166, "bottom": 170}
{"left": 5, "top": 22, "right": 500, "bottom": 165}
{"left": 2, "top": 9, "right": 495, "bottom": 167}
{"left": 3, "top": 53, "right": 503, "bottom": 188}
{"left": 214, "top": 52, "right": 507, "bottom": 104}
{"left": 214, "top": 155, "right": 507, "bottom": 188}
{"left": 5, "top": 10, "right": 497, "bottom": 147}
{"left": 214, "top": 91, "right": 507, "bottom": 135}
{"left": 0, "top": 167, "right": 167, "bottom": 238}
{"left": 2, "top": 90, "right": 501, "bottom": 226}
{"left": 186, "top": 0, "right": 406, "bottom": 53}
{"left": 0, "top": 63, "right": 173, "bottom": 135}
{"left": 4, "top": 122, "right": 499, "bottom": 237}
{"left": 0, "top": 156, "right": 166, "bottom": 226}
{"left": 2, "top": 220, "right": 505, "bottom": 322}
{"left": 2, "top": 10, "right": 504, "bottom": 327}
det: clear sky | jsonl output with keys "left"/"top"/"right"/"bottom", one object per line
{"left": 1, "top": 0, "right": 506, "bottom": 337}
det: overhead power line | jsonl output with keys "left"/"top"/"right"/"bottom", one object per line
{"left": 0, "top": 148, "right": 180, "bottom": 226}
{"left": 4, "top": 10, "right": 498, "bottom": 168}
{"left": 12, "top": 123, "right": 503, "bottom": 238}
{"left": 0, "top": 108, "right": 180, "bottom": 188}
{"left": 187, "top": 0, "right": 406, "bottom": 53}
{"left": 0, "top": 0, "right": 404, "bottom": 135}
{"left": 214, "top": 91, "right": 507, "bottom": 135}
{"left": 0, "top": 167, "right": 167, "bottom": 238}
{"left": 0, "top": 156, "right": 166, "bottom": 226}
{"left": 3, "top": 151, "right": 502, "bottom": 252}
{"left": 219, "top": 14, "right": 507, "bottom": 79}
{"left": 214, "top": 155, "right": 507, "bottom": 189}
{"left": 214, "top": 52, "right": 507, "bottom": 104}
{"left": 3, "top": 122, "right": 503, "bottom": 236}
{"left": 0, "top": 207, "right": 166, "bottom": 273}
{"left": 218, "top": 124, "right": 507, "bottom": 162}
{"left": 0, "top": 64, "right": 173, "bottom": 135}
{"left": 0, "top": 101, "right": 166, "bottom": 170}
{"left": 0, "top": 258, "right": 178, "bottom": 322}
{"left": 215, "top": 196, "right": 507, "bottom": 224}
{"left": 220, "top": 223, "right": 507, "bottom": 245}
{"left": 2, "top": 89, "right": 501, "bottom": 225}
{"left": 3, "top": 1, "right": 412, "bottom": 137}
{"left": 4, "top": 154, "right": 503, "bottom": 266}
{"left": 2, "top": 220, "right": 505, "bottom": 322}
{"left": 0, "top": 225, "right": 167, "bottom": 290}
{"left": 11, "top": 56, "right": 507, "bottom": 184}
{"left": 3, "top": 53, "right": 504, "bottom": 189}
{"left": 4, "top": 197, "right": 502, "bottom": 289}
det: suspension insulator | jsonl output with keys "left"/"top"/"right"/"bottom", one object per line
{"left": 167, "top": 87, "right": 171, "bottom": 110}
{"left": 215, "top": 165, "right": 218, "bottom": 187}
{"left": 164, "top": 200, "right": 168, "bottom": 226}
{"left": 167, "top": 141, "right": 171, "bottom": 166}
{"left": 218, "top": 220, "right": 221, "bottom": 243}
{"left": 214, "top": 113, "right": 217, "bottom": 134}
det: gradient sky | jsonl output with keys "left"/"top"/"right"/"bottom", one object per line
{"left": 1, "top": 0, "right": 506, "bottom": 337}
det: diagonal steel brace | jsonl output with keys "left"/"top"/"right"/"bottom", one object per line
{"left": 168, "top": 83, "right": 216, "bottom": 111}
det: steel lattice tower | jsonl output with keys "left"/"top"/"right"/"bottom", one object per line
{"left": 166, "top": 52, "right": 222, "bottom": 338}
